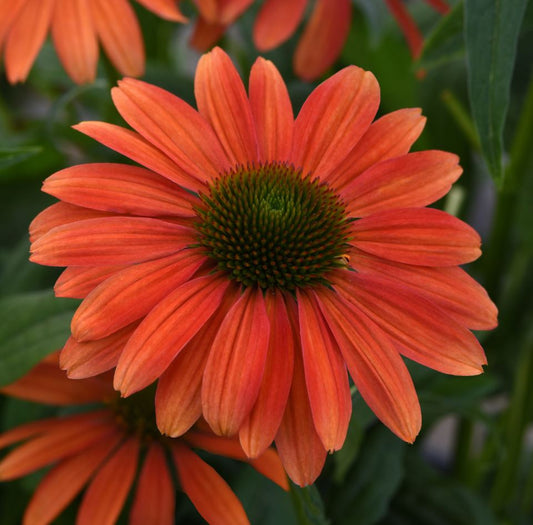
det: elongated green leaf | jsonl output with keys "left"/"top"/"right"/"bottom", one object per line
{"left": 0, "top": 147, "right": 42, "bottom": 172}
{"left": 465, "top": 0, "right": 528, "bottom": 184}
{"left": 0, "top": 290, "right": 77, "bottom": 386}
{"left": 289, "top": 484, "right": 330, "bottom": 525}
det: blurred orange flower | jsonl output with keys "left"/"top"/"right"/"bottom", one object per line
{"left": 30, "top": 47, "right": 496, "bottom": 485}
{"left": 0, "top": 0, "right": 186, "bottom": 84}
{"left": 0, "top": 354, "right": 287, "bottom": 525}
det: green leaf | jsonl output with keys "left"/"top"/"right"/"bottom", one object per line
{"left": 0, "top": 147, "right": 42, "bottom": 172}
{"left": 465, "top": 0, "right": 529, "bottom": 184}
{"left": 0, "top": 290, "right": 78, "bottom": 387}
{"left": 418, "top": 1, "right": 465, "bottom": 70}
{"left": 289, "top": 484, "right": 330, "bottom": 525}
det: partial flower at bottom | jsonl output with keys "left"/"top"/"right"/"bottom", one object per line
{"left": 29, "top": 47, "right": 497, "bottom": 486}
{"left": 0, "top": 354, "right": 288, "bottom": 525}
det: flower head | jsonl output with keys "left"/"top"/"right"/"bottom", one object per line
{"left": 0, "top": 0, "right": 186, "bottom": 84}
{"left": 0, "top": 354, "right": 288, "bottom": 525}
{"left": 30, "top": 47, "right": 497, "bottom": 485}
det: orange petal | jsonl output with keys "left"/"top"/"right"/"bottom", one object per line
{"left": 4, "top": 0, "right": 54, "bottom": 83}
{"left": 425, "top": 0, "right": 450, "bottom": 15}
{"left": 351, "top": 249, "right": 498, "bottom": 330}
{"left": 350, "top": 208, "right": 482, "bottom": 266}
{"left": 172, "top": 443, "right": 249, "bottom": 525}
{"left": 71, "top": 250, "right": 205, "bottom": 341}
{"left": 0, "top": 418, "right": 59, "bottom": 450}
{"left": 55, "top": 265, "right": 124, "bottom": 299}
{"left": 129, "top": 442, "right": 175, "bottom": 525}
{"left": 334, "top": 271, "right": 487, "bottom": 375}
{"left": 344, "top": 151, "right": 462, "bottom": 216}
{"left": 297, "top": 289, "right": 352, "bottom": 452}
{"left": 90, "top": 0, "right": 144, "bottom": 77}
{"left": 23, "top": 436, "right": 123, "bottom": 525}
{"left": 60, "top": 323, "right": 138, "bottom": 379}
{"left": 291, "top": 66, "right": 379, "bottom": 179}
{"left": 51, "top": 0, "right": 98, "bottom": 84}
{"left": 156, "top": 285, "right": 240, "bottom": 437}
{"left": 114, "top": 274, "right": 229, "bottom": 396}
{"left": 77, "top": 437, "right": 140, "bottom": 525}
{"left": 113, "top": 78, "right": 231, "bottom": 186}
{"left": 317, "top": 288, "right": 421, "bottom": 442}
{"left": 0, "top": 412, "right": 115, "bottom": 480}
{"left": 193, "top": 0, "right": 218, "bottom": 22}
{"left": 189, "top": 15, "right": 226, "bottom": 51}
{"left": 30, "top": 217, "right": 196, "bottom": 267}
{"left": 0, "top": 0, "right": 26, "bottom": 50}
{"left": 385, "top": 0, "right": 423, "bottom": 58}
{"left": 135, "top": 0, "right": 188, "bottom": 21}
{"left": 44, "top": 163, "right": 196, "bottom": 217}
{"left": 253, "top": 0, "right": 306, "bottom": 50}
{"left": 73, "top": 121, "right": 205, "bottom": 193}
{"left": 293, "top": 0, "right": 351, "bottom": 81}
{"left": 202, "top": 287, "right": 270, "bottom": 436}
{"left": 330, "top": 108, "right": 427, "bottom": 190}
{"left": 217, "top": 0, "right": 253, "bottom": 24}
{"left": 195, "top": 47, "right": 259, "bottom": 165}
{"left": 249, "top": 57, "right": 294, "bottom": 162}
{"left": 239, "top": 292, "right": 294, "bottom": 458}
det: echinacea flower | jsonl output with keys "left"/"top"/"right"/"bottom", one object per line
{"left": 30, "top": 47, "right": 497, "bottom": 485}
{"left": 0, "top": 354, "right": 288, "bottom": 525}
{"left": 0, "top": 0, "right": 186, "bottom": 84}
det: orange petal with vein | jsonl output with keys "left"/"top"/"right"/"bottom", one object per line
{"left": 77, "top": 437, "right": 139, "bottom": 525}
{"left": 249, "top": 57, "right": 294, "bottom": 162}
{"left": 172, "top": 443, "right": 249, "bottom": 525}
{"left": 114, "top": 275, "right": 229, "bottom": 396}
{"left": 195, "top": 47, "right": 259, "bottom": 165}
{"left": 55, "top": 265, "right": 124, "bottom": 299}
{"left": 129, "top": 442, "right": 174, "bottom": 525}
{"left": 350, "top": 208, "right": 481, "bottom": 266}
{"left": 203, "top": 288, "right": 270, "bottom": 436}
{"left": 136, "top": 0, "right": 188, "bottom": 21}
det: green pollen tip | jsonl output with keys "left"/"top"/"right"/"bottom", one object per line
{"left": 194, "top": 162, "right": 351, "bottom": 291}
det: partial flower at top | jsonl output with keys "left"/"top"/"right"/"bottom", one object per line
{"left": 29, "top": 47, "right": 497, "bottom": 486}
{"left": 0, "top": 353, "right": 288, "bottom": 525}
{"left": 0, "top": 0, "right": 186, "bottom": 84}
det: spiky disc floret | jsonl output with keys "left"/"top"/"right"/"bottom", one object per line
{"left": 195, "top": 162, "right": 351, "bottom": 291}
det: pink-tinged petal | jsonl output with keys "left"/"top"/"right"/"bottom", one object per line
{"left": 129, "top": 442, "right": 174, "bottom": 525}
{"left": 350, "top": 208, "right": 482, "bottom": 266}
{"left": 4, "top": 0, "right": 54, "bottom": 83}
{"left": 113, "top": 78, "right": 231, "bottom": 187}
{"left": 202, "top": 288, "right": 270, "bottom": 436}
{"left": 172, "top": 443, "right": 249, "bottom": 525}
{"left": 73, "top": 121, "right": 206, "bottom": 193}
{"left": 0, "top": 411, "right": 115, "bottom": 480}
{"left": 351, "top": 249, "right": 498, "bottom": 330}
{"left": 44, "top": 163, "right": 196, "bottom": 218}
{"left": 330, "top": 108, "right": 427, "bottom": 190}
{"left": 114, "top": 274, "right": 229, "bottom": 396}
{"left": 29, "top": 202, "right": 115, "bottom": 244}
{"left": 189, "top": 15, "right": 226, "bottom": 51}
{"left": 385, "top": 0, "right": 423, "bottom": 58}
{"left": 275, "top": 331, "right": 327, "bottom": 487}
{"left": 294, "top": 0, "right": 351, "bottom": 81}
{"left": 249, "top": 57, "right": 293, "bottom": 162}
{"left": 60, "top": 323, "right": 138, "bottom": 379}
{"left": 253, "top": 0, "right": 306, "bottom": 50}
{"left": 71, "top": 250, "right": 205, "bottom": 341}
{"left": 195, "top": 47, "right": 259, "bottom": 165}
{"left": 90, "top": 0, "right": 144, "bottom": 77}
{"left": 135, "top": 0, "right": 188, "bottom": 21}
{"left": 77, "top": 437, "right": 140, "bottom": 525}
{"left": 51, "top": 0, "right": 98, "bottom": 84}
{"left": 156, "top": 285, "right": 240, "bottom": 437}
{"left": 297, "top": 289, "right": 352, "bottom": 452}
{"left": 317, "top": 288, "right": 421, "bottom": 442}
{"left": 55, "top": 265, "right": 124, "bottom": 299}
{"left": 218, "top": 0, "right": 253, "bottom": 24}
{"left": 184, "top": 431, "right": 288, "bottom": 490}
{"left": 30, "top": 217, "right": 196, "bottom": 267}
{"left": 239, "top": 292, "right": 294, "bottom": 458}
{"left": 292, "top": 66, "right": 379, "bottom": 179}
{"left": 344, "top": 151, "right": 462, "bottom": 217}
{"left": 334, "top": 271, "right": 487, "bottom": 375}
{"left": 23, "top": 436, "right": 123, "bottom": 525}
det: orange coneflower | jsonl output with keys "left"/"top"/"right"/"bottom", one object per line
{"left": 0, "top": 0, "right": 186, "bottom": 84}
{"left": 30, "top": 47, "right": 497, "bottom": 485}
{"left": 0, "top": 354, "right": 288, "bottom": 525}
